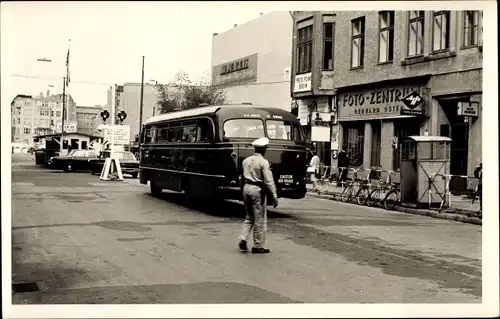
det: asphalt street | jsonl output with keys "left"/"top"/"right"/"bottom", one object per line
{"left": 11, "top": 153, "right": 482, "bottom": 303}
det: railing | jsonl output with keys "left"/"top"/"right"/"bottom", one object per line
{"left": 429, "top": 173, "right": 481, "bottom": 213}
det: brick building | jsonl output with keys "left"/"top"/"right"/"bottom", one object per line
{"left": 290, "top": 10, "right": 482, "bottom": 177}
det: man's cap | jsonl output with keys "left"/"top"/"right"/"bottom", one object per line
{"left": 252, "top": 137, "right": 270, "bottom": 147}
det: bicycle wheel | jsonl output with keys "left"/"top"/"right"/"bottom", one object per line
{"left": 367, "top": 188, "right": 381, "bottom": 207}
{"left": 357, "top": 187, "right": 370, "bottom": 205}
{"left": 341, "top": 185, "right": 354, "bottom": 203}
{"left": 384, "top": 190, "right": 400, "bottom": 210}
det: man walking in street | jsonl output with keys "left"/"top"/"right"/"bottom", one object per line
{"left": 238, "top": 137, "right": 279, "bottom": 254}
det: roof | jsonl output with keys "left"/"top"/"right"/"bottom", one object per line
{"left": 34, "top": 132, "right": 103, "bottom": 139}
{"left": 10, "top": 94, "right": 33, "bottom": 105}
{"left": 404, "top": 136, "right": 452, "bottom": 142}
{"left": 144, "top": 103, "right": 297, "bottom": 125}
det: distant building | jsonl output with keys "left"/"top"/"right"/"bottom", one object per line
{"left": 106, "top": 83, "right": 157, "bottom": 142}
{"left": 76, "top": 105, "right": 103, "bottom": 135}
{"left": 211, "top": 11, "right": 293, "bottom": 110}
{"left": 11, "top": 90, "right": 77, "bottom": 146}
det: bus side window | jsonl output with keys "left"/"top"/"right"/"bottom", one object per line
{"left": 196, "top": 118, "right": 212, "bottom": 142}
{"left": 157, "top": 126, "right": 168, "bottom": 143}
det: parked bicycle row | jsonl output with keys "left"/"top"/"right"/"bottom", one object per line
{"left": 310, "top": 167, "right": 401, "bottom": 211}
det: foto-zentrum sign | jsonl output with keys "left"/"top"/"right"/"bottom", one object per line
{"left": 337, "top": 84, "right": 426, "bottom": 121}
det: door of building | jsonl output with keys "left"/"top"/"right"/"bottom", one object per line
{"left": 440, "top": 100, "right": 469, "bottom": 176}
{"left": 393, "top": 119, "right": 421, "bottom": 171}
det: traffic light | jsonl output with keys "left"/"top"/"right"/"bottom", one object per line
{"left": 100, "top": 110, "right": 110, "bottom": 123}
{"left": 117, "top": 111, "right": 127, "bottom": 124}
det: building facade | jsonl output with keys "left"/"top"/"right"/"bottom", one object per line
{"left": 211, "top": 11, "right": 293, "bottom": 110}
{"left": 106, "top": 83, "right": 157, "bottom": 141}
{"left": 76, "top": 105, "right": 103, "bottom": 135}
{"left": 291, "top": 10, "right": 482, "bottom": 177}
{"left": 11, "top": 91, "right": 78, "bottom": 146}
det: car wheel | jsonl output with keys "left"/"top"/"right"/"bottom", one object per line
{"left": 131, "top": 173, "right": 138, "bottom": 178}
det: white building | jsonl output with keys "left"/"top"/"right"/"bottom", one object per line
{"left": 11, "top": 91, "right": 77, "bottom": 146}
{"left": 106, "top": 83, "right": 157, "bottom": 142}
{"left": 211, "top": 11, "right": 293, "bottom": 110}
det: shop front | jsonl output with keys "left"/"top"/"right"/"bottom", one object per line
{"left": 336, "top": 79, "right": 429, "bottom": 171}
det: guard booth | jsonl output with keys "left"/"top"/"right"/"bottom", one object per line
{"left": 400, "top": 136, "right": 452, "bottom": 208}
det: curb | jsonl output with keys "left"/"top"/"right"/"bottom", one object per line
{"left": 305, "top": 191, "right": 482, "bottom": 226}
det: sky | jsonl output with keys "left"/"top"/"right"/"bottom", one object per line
{"left": 0, "top": 1, "right": 280, "bottom": 107}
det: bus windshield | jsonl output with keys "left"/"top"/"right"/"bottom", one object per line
{"left": 266, "top": 120, "right": 304, "bottom": 142}
{"left": 223, "top": 119, "right": 265, "bottom": 138}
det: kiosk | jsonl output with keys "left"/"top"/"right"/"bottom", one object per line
{"left": 400, "top": 136, "right": 452, "bottom": 208}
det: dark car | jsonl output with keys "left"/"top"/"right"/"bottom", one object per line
{"left": 50, "top": 149, "right": 99, "bottom": 172}
{"left": 89, "top": 151, "right": 139, "bottom": 178}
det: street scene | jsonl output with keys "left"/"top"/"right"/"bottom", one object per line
{"left": 11, "top": 153, "right": 481, "bottom": 303}
{"left": 2, "top": 2, "right": 498, "bottom": 318}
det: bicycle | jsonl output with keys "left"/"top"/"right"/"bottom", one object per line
{"left": 366, "top": 170, "right": 394, "bottom": 207}
{"left": 383, "top": 181, "right": 400, "bottom": 210}
{"left": 341, "top": 168, "right": 371, "bottom": 205}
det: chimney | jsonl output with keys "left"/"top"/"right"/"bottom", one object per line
{"left": 46, "top": 90, "right": 50, "bottom": 97}
{"left": 234, "top": 24, "right": 237, "bottom": 28}
{"left": 213, "top": 32, "right": 219, "bottom": 37}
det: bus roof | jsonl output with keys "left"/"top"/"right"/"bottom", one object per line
{"left": 144, "top": 104, "right": 298, "bottom": 125}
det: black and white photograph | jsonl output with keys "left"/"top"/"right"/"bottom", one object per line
{"left": 1, "top": 1, "right": 498, "bottom": 318}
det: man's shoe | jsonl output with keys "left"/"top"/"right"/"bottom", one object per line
{"left": 238, "top": 240, "right": 248, "bottom": 251}
{"left": 251, "top": 247, "right": 271, "bottom": 254}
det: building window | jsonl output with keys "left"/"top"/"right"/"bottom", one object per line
{"left": 432, "top": 11, "right": 450, "bottom": 52}
{"left": 378, "top": 11, "right": 395, "bottom": 63}
{"left": 371, "top": 121, "right": 382, "bottom": 167}
{"left": 56, "top": 111, "right": 61, "bottom": 117}
{"left": 463, "top": 10, "right": 479, "bottom": 47}
{"left": 323, "top": 23, "right": 334, "bottom": 70}
{"left": 17, "top": 118, "right": 20, "bottom": 124}
{"left": 24, "top": 128, "right": 31, "bottom": 134}
{"left": 408, "top": 11, "right": 425, "bottom": 57}
{"left": 297, "top": 25, "right": 313, "bottom": 74}
{"left": 342, "top": 122, "right": 365, "bottom": 167}
{"left": 351, "top": 17, "right": 365, "bottom": 68}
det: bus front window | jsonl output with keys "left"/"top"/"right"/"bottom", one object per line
{"left": 223, "top": 119, "right": 265, "bottom": 138}
{"left": 266, "top": 120, "right": 304, "bottom": 142}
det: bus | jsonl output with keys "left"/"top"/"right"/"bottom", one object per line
{"left": 139, "top": 103, "right": 308, "bottom": 205}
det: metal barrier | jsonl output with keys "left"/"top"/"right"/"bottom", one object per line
{"left": 428, "top": 173, "right": 481, "bottom": 213}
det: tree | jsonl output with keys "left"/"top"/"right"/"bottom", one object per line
{"left": 155, "top": 71, "right": 227, "bottom": 114}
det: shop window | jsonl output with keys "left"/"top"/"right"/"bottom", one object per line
{"left": 408, "top": 11, "right": 425, "bottom": 57}
{"left": 393, "top": 119, "right": 421, "bottom": 171}
{"left": 432, "top": 11, "right": 450, "bottom": 52}
{"left": 297, "top": 25, "right": 313, "bottom": 74}
{"left": 351, "top": 17, "right": 365, "bottom": 68}
{"left": 323, "top": 23, "right": 334, "bottom": 70}
{"left": 378, "top": 11, "right": 395, "bottom": 63}
{"left": 342, "top": 122, "right": 365, "bottom": 166}
{"left": 463, "top": 11, "right": 479, "bottom": 47}
{"left": 371, "top": 121, "right": 382, "bottom": 167}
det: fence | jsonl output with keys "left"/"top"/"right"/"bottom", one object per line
{"left": 428, "top": 173, "right": 481, "bottom": 213}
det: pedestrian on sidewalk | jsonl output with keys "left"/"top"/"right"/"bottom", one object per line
{"left": 238, "top": 137, "right": 279, "bottom": 254}
{"left": 309, "top": 151, "right": 320, "bottom": 189}
{"left": 337, "top": 149, "right": 350, "bottom": 184}
{"left": 474, "top": 162, "right": 482, "bottom": 213}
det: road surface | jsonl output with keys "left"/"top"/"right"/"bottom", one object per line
{"left": 11, "top": 154, "right": 482, "bottom": 303}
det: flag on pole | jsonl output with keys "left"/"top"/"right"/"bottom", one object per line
{"left": 65, "top": 47, "right": 70, "bottom": 87}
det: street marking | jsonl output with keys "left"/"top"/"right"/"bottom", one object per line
{"left": 12, "top": 182, "right": 35, "bottom": 187}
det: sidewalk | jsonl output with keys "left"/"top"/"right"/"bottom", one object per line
{"left": 306, "top": 182, "right": 482, "bottom": 226}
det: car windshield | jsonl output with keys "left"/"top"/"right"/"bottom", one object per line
{"left": 266, "top": 120, "right": 304, "bottom": 142}
{"left": 223, "top": 119, "right": 265, "bottom": 139}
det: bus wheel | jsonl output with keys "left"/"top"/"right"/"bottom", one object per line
{"left": 150, "top": 179, "right": 162, "bottom": 197}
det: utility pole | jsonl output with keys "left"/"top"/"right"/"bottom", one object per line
{"left": 61, "top": 76, "right": 66, "bottom": 154}
{"left": 139, "top": 56, "right": 145, "bottom": 137}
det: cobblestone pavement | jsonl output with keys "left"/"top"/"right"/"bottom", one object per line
{"left": 10, "top": 154, "right": 482, "bottom": 304}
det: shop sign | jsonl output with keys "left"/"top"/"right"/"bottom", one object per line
{"left": 294, "top": 73, "right": 312, "bottom": 93}
{"left": 312, "top": 112, "right": 331, "bottom": 127}
{"left": 212, "top": 53, "right": 258, "bottom": 86}
{"left": 55, "top": 121, "right": 77, "bottom": 133}
{"left": 337, "top": 84, "right": 426, "bottom": 121}
{"left": 401, "top": 91, "right": 425, "bottom": 115}
{"left": 320, "top": 71, "right": 334, "bottom": 90}
{"left": 457, "top": 101, "right": 479, "bottom": 117}
{"left": 311, "top": 126, "right": 330, "bottom": 142}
